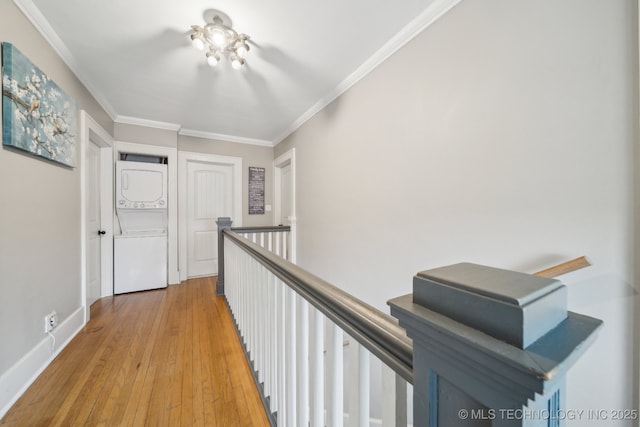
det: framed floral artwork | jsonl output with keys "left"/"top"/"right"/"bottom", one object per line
{"left": 2, "top": 42, "right": 77, "bottom": 167}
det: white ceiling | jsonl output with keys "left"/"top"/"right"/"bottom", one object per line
{"left": 16, "top": 0, "right": 460, "bottom": 146}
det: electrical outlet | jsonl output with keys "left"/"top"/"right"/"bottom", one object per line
{"left": 44, "top": 311, "right": 58, "bottom": 333}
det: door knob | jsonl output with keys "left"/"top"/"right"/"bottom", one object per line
{"left": 98, "top": 230, "right": 106, "bottom": 235}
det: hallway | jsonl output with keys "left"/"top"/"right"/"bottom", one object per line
{"left": 0, "top": 277, "right": 268, "bottom": 426}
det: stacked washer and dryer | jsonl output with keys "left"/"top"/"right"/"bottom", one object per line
{"left": 114, "top": 160, "right": 168, "bottom": 294}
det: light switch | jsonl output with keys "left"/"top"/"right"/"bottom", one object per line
{"left": 265, "top": 204, "right": 272, "bottom": 212}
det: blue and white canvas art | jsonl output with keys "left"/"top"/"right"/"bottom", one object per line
{"left": 2, "top": 42, "right": 77, "bottom": 167}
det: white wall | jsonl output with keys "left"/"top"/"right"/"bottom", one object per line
{"left": 0, "top": 0, "right": 113, "bottom": 412}
{"left": 276, "top": 0, "right": 638, "bottom": 421}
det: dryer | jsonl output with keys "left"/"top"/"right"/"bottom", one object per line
{"left": 114, "top": 161, "right": 168, "bottom": 294}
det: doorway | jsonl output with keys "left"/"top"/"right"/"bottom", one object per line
{"left": 273, "top": 148, "right": 296, "bottom": 262}
{"left": 179, "top": 152, "right": 242, "bottom": 282}
{"left": 80, "top": 111, "right": 114, "bottom": 322}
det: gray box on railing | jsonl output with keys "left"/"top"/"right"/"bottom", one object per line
{"left": 413, "top": 262, "right": 567, "bottom": 348}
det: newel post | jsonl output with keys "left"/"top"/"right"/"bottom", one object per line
{"left": 215, "top": 217, "right": 233, "bottom": 295}
{"left": 388, "top": 263, "right": 602, "bottom": 427}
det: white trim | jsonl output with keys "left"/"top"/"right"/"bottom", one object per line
{"left": 0, "top": 306, "right": 84, "bottom": 419}
{"left": 179, "top": 128, "right": 273, "bottom": 147}
{"left": 115, "top": 115, "right": 182, "bottom": 132}
{"left": 80, "top": 112, "right": 87, "bottom": 321}
{"left": 114, "top": 141, "right": 180, "bottom": 284}
{"left": 12, "top": 0, "right": 118, "bottom": 120}
{"left": 273, "top": 148, "right": 296, "bottom": 262}
{"left": 178, "top": 151, "right": 243, "bottom": 282}
{"left": 273, "top": 148, "right": 296, "bottom": 225}
{"left": 272, "top": 0, "right": 464, "bottom": 144}
{"left": 80, "top": 111, "right": 115, "bottom": 316}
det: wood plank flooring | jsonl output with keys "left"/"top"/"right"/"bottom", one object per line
{"left": 0, "top": 277, "right": 269, "bottom": 427}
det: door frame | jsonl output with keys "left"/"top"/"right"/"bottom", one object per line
{"left": 80, "top": 110, "right": 114, "bottom": 323}
{"left": 178, "top": 151, "right": 243, "bottom": 282}
{"left": 114, "top": 141, "right": 179, "bottom": 285}
{"left": 273, "top": 148, "right": 296, "bottom": 262}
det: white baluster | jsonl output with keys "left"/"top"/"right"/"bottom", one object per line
{"left": 268, "top": 271, "right": 278, "bottom": 412}
{"left": 265, "top": 267, "right": 270, "bottom": 387}
{"left": 244, "top": 251, "right": 253, "bottom": 357}
{"left": 290, "top": 217, "right": 297, "bottom": 263}
{"left": 256, "top": 264, "right": 264, "bottom": 384}
{"left": 309, "top": 308, "right": 325, "bottom": 427}
{"left": 243, "top": 251, "right": 249, "bottom": 346}
{"left": 348, "top": 341, "right": 370, "bottom": 427}
{"left": 253, "top": 259, "right": 259, "bottom": 374}
{"left": 267, "top": 237, "right": 275, "bottom": 409}
{"left": 297, "top": 296, "right": 309, "bottom": 426}
{"left": 275, "top": 232, "right": 281, "bottom": 257}
{"left": 238, "top": 248, "right": 244, "bottom": 338}
{"left": 286, "top": 287, "right": 297, "bottom": 425}
{"left": 262, "top": 265, "right": 268, "bottom": 388}
{"left": 282, "top": 231, "right": 288, "bottom": 260}
{"left": 327, "top": 321, "right": 344, "bottom": 427}
{"left": 277, "top": 278, "right": 287, "bottom": 425}
{"left": 245, "top": 258, "right": 256, "bottom": 368}
{"left": 381, "top": 365, "right": 408, "bottom": 427}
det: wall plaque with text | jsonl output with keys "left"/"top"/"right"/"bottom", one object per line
{"left": 248, "top": 166, "right": 265, "bottom": 214}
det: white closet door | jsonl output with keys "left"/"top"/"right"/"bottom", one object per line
{"left": 86, "top": 141, "right": 102, "bottom": 307}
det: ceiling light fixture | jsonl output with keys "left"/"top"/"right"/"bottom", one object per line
{"left": 190, "top": 15, "right": 250, "bottom": 69}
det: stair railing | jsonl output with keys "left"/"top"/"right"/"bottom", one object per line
{"left": 216, "top": 217, "right": 600, "bottom": 427}
{"left": 218, "top": 219, "right": 412, "bottom": 426}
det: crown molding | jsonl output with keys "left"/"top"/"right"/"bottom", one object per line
{"left": 14, "top": 0, "right": 462, "bottom": 146}
{"left": 273, "top": 0, "right": 464, "bottom": 145}
{"left": 12, "top": 0, "right": 118, "bottom": 120}
{"left": 179, "top": 128, "right": 273, "bottom": 147}
{"left": 114, "top": 115, "right": 182, "bottom": 132}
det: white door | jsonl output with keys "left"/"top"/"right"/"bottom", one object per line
{"left": 86, "top": 141, "right": 102, "bottom": 307}
{"left": 187, "top": 161, "right": 234, "bottom": 278}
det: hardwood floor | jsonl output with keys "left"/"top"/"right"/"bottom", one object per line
{"left": 0, "top": 277, "right": 269, "bottom": 426}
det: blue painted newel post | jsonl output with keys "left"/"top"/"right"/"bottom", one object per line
{"left": 215, "top": 217, "right": 233, "bottom": 295}
{"left": 388, "top": 263, "right": 602, "bottom": 427}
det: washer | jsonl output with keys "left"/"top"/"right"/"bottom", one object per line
{"left": 114, "top": 232, "right": 167, "bottom": 294}
{"left": 114, "top": 160, "right": 168, "bottom": 294}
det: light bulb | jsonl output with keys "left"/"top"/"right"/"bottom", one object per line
{"left": 231, "top": 56, "right": 245, "bottom": 70}
{"left": 191, "top": 34, "right": 205, "bottom": 51}
{"left": 236, "top": 42, "right": 249, "bottom": 58}
{"left": 206, "top": 52, "right": 220, "bottom": 67}
{"left": 210, "top": 28, "right": 227, "bottom": 49}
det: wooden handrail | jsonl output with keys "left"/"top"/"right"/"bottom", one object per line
{"left": 230, "top": 225, "right": 291, "bottom": 234}
{"left": 533, "top": 256, "right": 591, "bottom": 278}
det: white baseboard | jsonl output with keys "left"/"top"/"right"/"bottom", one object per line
{"left": 0, "top": 306, "right": 85, "bottom": 418}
